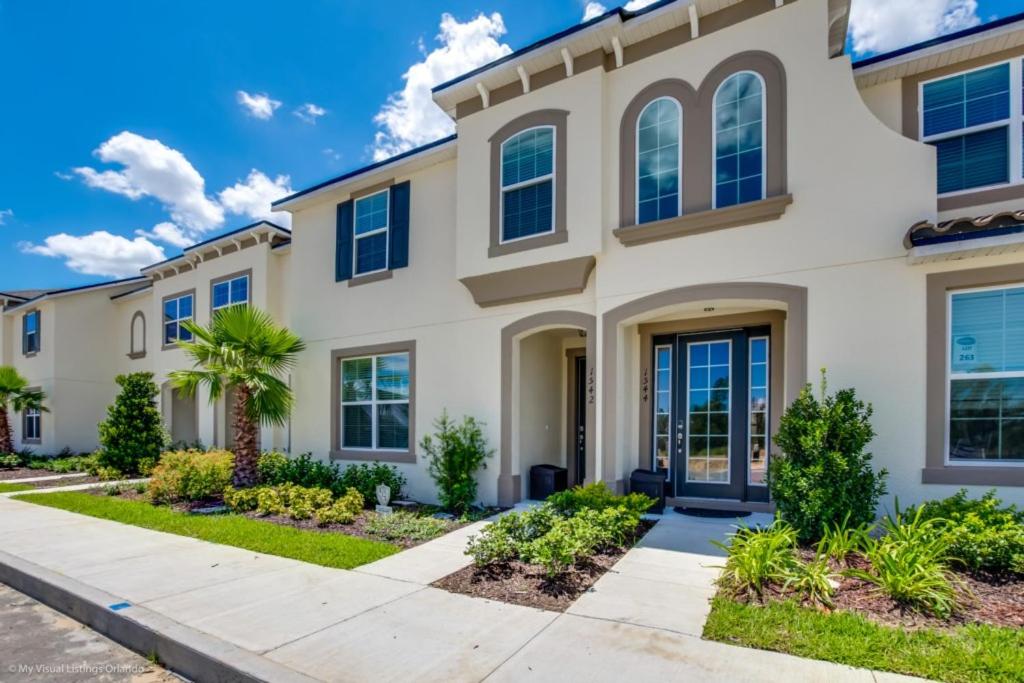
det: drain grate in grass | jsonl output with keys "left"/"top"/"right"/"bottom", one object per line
{"left": 15, "top": 491, "right": 399, "bottom": 570}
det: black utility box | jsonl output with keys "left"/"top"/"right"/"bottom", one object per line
{"left": 530, "top": 464, "right": 568, "bottom": 500}
{"left": 629, "top": 468, "right": 667, "bottom": 514}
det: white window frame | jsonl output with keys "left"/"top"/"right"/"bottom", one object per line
{"left": 340, "top": 352, "right": 410, "bottom": 452}
{"left": 919, "top": 58, "right": 1023, "bottom": 198}
{"left": 711, "top": 70, "right": 767, "bottom": 210}
{"left": 353, "top": 189, "right": 391, "bottom": 277}
{"left": 24, "top": 406, "right": 41, "bottom": 441}
{"left": 212, "top": 274, "right": 250, "bottom": 312}
{"left": 747, "top": 335, "right": 770, "bottom": 486}
{"left": 945, "top": 283, "right": 1024, "bottom": 468}
{"left": 685, "top": 339, "right": 732, "bottom": 485}
{"left": 652, "top": 343, "right": 673, "bottom": 478}
{"left": 163, "top": 293, "right": 194, "bottom": 345}
{"left": 635, "top": 97, "right": 683, "bottom": 225}
{"left": 499, "top": 125, "right": 557, "bottom": 244}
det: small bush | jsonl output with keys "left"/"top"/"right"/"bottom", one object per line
{"left": 257, "top": 452, "right": 341, "bottom": 492}
{"left": 223, "top": 486, "right": 261, "bottom": 512}
{"left": 816, "top": 513, "right": 874, "bottom": 566}
{"left": 783, "top": 555, "right": 836, "bottom": 607}
{"left": 421, "top": 411, "right": 493, "bottom": 515}
{"left": 0, "top": 453, "right": 20, "bottom": 469}
{"left": 770, "top": 371, "right": 888, "bottom": 544}
{"left": 713, "top": 521, "right": 800, "bottom": 598}
{"left": 338, "top": 462, "right": 407, "bottom": 506}
{"left": 363, "top": 511, "right": 452, "bottom": 541}
{"left": 24, "top": 454, "right": 97, "bottom": 474}
{"left": 148, "top": 450, "right": 234, "bottom": 504}
{"left": 547, "top": 483, "right": 654, "bottom": 518}
{"left": 523, "top": 516, "right": 601, "bottom": 578}
{"left": 918, "top": 489, "right": 1024, "bottom": 575}
{"left": 315, "top": 488, "right": 364, "bottom": 526}
{"left": 96, "top": 372, "right": 168, "bottom": 475}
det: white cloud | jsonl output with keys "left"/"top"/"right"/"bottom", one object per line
{"left": 135, "top": 222, "right": 194, "bottom": 249}
{"left": 21, "top": 231, "right": 165, "bottom": 277}
{"left": 0, "top": 209, "right": 12, "bottom": 225}
{"left": 294, "top": 103, "right": 327, "bottom": 124}
{"left": 322, "top": 147, "right": 342, "bottom": 163}
{"left": 237, "top": 90, "right": 282, "bottom": 120}
{"left": 218, "top": 170, "right": 294, "bottom": 228}
{"left": 373, "top": 12, "right": 512, "bottom": 161}
{"left": 73, "top": 131, "right": 224, "bottom": 232}
{"left": 848, "top": 0, "right": 980, "bottom": 55}
{"left": 582, "top": 2, "right": 607, "bottom": 21}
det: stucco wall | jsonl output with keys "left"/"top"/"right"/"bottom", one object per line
{"left": 517, "top": 330, "right": 565, "bottom": 499}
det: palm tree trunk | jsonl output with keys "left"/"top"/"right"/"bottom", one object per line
{"left": 231, "top": 385, "right": 260, "bottom": 487}
{"left": 0, "top": 407, "right": 12, "bottom": 454}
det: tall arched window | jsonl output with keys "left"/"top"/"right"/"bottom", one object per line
{"left": 500, "top": 126, "right": 555, "bottom": 243}
{"left": 714, "top": 71, "right": 765, "bottom": 209}
{"left": 636, "top": 97, "right": 682, "bottom": 224}
{"left": 129, "top": 310, "right": 146, "bottom": 359}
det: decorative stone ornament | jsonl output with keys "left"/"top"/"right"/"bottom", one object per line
{"left": 375, "top": 484, "right": 393, "bottom": 515}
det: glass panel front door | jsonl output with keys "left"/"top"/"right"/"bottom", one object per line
{"left": 686, "top": 340, "right": 732, "bottom": 484}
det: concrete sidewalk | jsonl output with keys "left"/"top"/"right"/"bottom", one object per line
{"left": 0, "top": 496, "right": 925, "bottom": 683}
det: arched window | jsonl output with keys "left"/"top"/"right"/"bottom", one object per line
{"left": 129, "top": 311, "right": 146, "bottom": 358}
{"left": 636, "top": 97, "right": 682, "bottom": 225}
{"left": 500, "top": 125, "right": 555, "bottom": 243}
{"left": 713, "top": 71, "right": 765, "bottom": 209}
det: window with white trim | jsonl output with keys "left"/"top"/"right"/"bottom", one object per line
{"left": 341, "top": 352, "right": 410, "bottom": 450}
{"left": 353, "top": 189, "right": 390, "bottom": 276}
{"left": 501, "top": 126, "right": 555, "bottom": 242}
{"left": 714, "top": 71, "right": 765, "bottom": 209}
{"left": 163, "top": 293, "right": 194, "bottom": 346}
{"left": 23, "top": 406, "right": 41, "bottom": 442}
{"left": 921, "top": 60, "right": 1023, "bottom": 195}
{"left": 637, "top": 97, "right": 682, "bottom": 225}
{"left": 212, "top": 274, "right": 249, "bottom": 311}
{"left": 947, "top": 284, "right": 1024, "bottom": 464}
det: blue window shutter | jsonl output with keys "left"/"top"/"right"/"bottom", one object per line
{"left": 336, "top": 200, "right": 354, "bottom": 282}
{"left": 389, "top": 181, "right": 411, "bottom": 270}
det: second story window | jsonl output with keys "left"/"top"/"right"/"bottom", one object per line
{"left": 714, "top": 71, "right": 765, "bottom": 209}
{"left": 22, "top": 310, "right": 40, "bottom": 355}
{"left": 501, "top": 126, "right": 555, "bottom": 242}
{"left": 212, "top": 273, "right": 249, "bottom": 312}
{"left": 636, "top": 97, "right": 682, "bottom": 224}
{"left": 354, "top": 189, "right": 390, "bottom": 276}
{"left": 163, "top": 292, "right": 194, "bottom": 347}
{"left": 921, "top": 61, "right": 1021, "bottom": 195}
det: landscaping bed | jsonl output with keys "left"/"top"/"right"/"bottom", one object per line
{"left": 14, "top": 474, "right": 104, "bottom": 489}
{"left": 435, "top": 519, "right": 654, "bottom": 612}
{"left": 433, "top": 484, "right": 657, "bottom": 612}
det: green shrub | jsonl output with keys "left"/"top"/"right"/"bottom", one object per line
{"left": 770, "top": 371, "right": 888, "bottom": 544}
{"left": 816, "top": 513, "right": 874, "bottom": 565}
{"left": 338, "top": 462, "right": 407, "bottom": 506}
{"left": 315, "top": 488, "right": 364, "bottom": 526}
{"left": 148, "top": 450, "right": 234, "bottom": 504}
{"left": 421, "top": 411, "right": 493, "bottom": 515}
{"left": 523, "top": 516, "right": 601, "bottom": 578}
{"left": 223, "top": 486, "right": 261, "bottom": 512}
{"left": 96, "top": 372, "right": 168, "bottom": 475}
{"left": 24, "top": 454, "right": 97, "bottom": 474}
{"left": 257, "top": 452, "right": 341, "bottom": 492}
{"left": 547, "top": 483, "right": 654, "bottom": 518}
{"left": 363, "top": 511, "right": 452, "bottom": 541}
{"left": 918, "top": 489, "right": 1024, "bottom": 575}
{"left": 783, "top": 555, "right": 836, "bottom": 607}
{"left": 713, "top": 520, "right": 800, "bottom": 598}
{"left": 0, "top": 453, "right": 20, "bottom": 469}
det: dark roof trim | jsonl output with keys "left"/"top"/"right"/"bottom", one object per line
{"left": 853, "top": 10, "right": 1024, "bottom": 69}
{"left": 271, "top": 239, "right": 292, "bottom": 250}
{"left": 5, "top": 276, "right": 148, "bottom": 310}
{"left": 431, "top": 0, "right": 676, "bottom": 94}
{"left": 143, "top": 221, "right": 291, "bottom": 270}
{"left": 109, "top": 283, "right": 154, "bottom": 301}
{"left": 0, "top": 291, "right": 29, "bottom": 302}
{"left": 271, "top": 134, "right": 457, "bottom": 208}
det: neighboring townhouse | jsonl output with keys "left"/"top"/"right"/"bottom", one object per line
{"left": 1, "top": 222, "right": 292, "bottom": 455}
{"left": 5, "top": 0, "right": 1024, "bottom": 513}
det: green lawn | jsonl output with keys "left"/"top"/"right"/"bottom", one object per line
{"left": 16, "top": 491, "right": 400, "bottom": 570}
{"left": 703, "top": 597, "right": 1024, "bottom": 683}
{"left": 0, "top": 482, "right": 34, "bottom": 493}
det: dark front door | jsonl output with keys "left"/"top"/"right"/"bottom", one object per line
{"left": 651, "top": 326, "right": 771, "bottom": 503}
{"left": 573, "top": 354, "right": 586, "bottom": 484}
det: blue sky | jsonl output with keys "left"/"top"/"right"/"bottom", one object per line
{"left": 0, "top": 0, "right": 1019, "bottom": 290}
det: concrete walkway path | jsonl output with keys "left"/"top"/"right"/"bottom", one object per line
{"left": 0, "top": 496, "right": 925, "bottom": 683}
{"left": 0, "top": 478, "right": 149, "bottom": 497}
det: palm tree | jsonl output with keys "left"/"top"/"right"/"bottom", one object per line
{"left": 169, "top": 306, "right": 305, "bottom": 487}
{"left": 0, "top": 366, "right": 47, "bottom": 454}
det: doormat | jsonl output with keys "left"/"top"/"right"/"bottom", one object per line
{"left": 674, "top": 506, "right": 752, "bottom": 519}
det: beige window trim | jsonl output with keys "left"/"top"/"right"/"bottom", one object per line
{"left": 488, "top": 109, "right": 569, "bottom": 258}
{"left": 22, "top": 309, "right": 40, "bottom": 357}
{"left": 209, "top": 268, "right": 252, "bottom": 317}
{"left": 161, "top": 288, "right": 196, "bottom": 351}
{"left": 925, "top": 265, "right": 1024, "bottom": 486}
{"left": 128, "top": 310, "right": 147, "bottom": 359}
{"left": 22, "top": 386, "right": 42, "bottom": 445}
{"left": 348, "top": 270, "right": 394, "bottom": 288}
{"left": 616, "top": 51, "right": 788, "bottom": 246}
{"left": 330, "top": 340, "right": 416, "bottom": 464}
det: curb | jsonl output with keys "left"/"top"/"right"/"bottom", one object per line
{"left": 0, "top": 550, "right": 319, "bottom": 683}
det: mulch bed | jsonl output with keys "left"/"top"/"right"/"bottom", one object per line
{"left": 22, "top": 475, "right": 102, "bottom": 489}
{"left": 432, "top": 519, "right": 657, "bottom": 612}
{"left": 739, "top": 549, "right": 1024, "bottom": 631}
{"left": 0, "top": 468, "right": 87, "bottom": 481}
